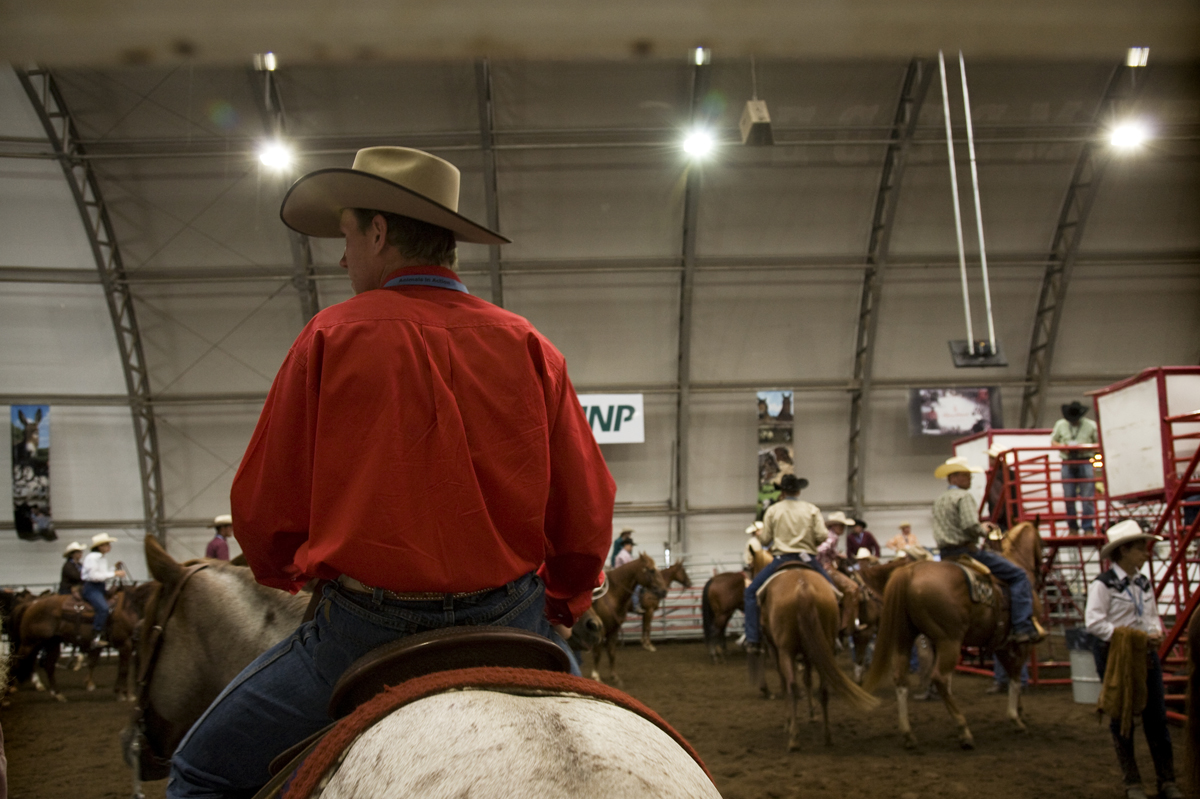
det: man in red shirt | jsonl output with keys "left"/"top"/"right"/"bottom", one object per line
{"left": 167, "top": 147, "right": 615, "bottom": 799}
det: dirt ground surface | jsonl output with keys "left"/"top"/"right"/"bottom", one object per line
{"left": 1, "top": 643, "right": 1189, "bottom": 799}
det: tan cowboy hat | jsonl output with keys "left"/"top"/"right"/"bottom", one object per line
{"left": 934, "top": 456, "right": 983, "bottom": 479}
{"left": 1100, "top": 519, "right": 1163, "bottom": 561}
{"left": 63, "top": 541, "right": 84, "bottom": 556}
{"left": 898, "top": 521, "right": 913, "bottom": 529}
{"left": 213, "top": 514, "right": 233, "bottom": 528}
{"left": 826, "top": 511, "right": 853, "bottom": 527}
{"left": 744, "top": 521, "right": 764, "bottom": 535}
{"left": 90, "top": 533, "right": 118, "bottom": 547}
{"left": 854, "top": 547, "right": 875, "bottom": 560}
{"left": 280, "top": 147, "right": 509, "bottom": 245}
{"left": 986, "top": 445, "right": 1005, "bottom": 458}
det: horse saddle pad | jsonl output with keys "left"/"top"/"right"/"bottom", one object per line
{"left": 952, "top": 557, "right": 996, "bottom": 606}
{"left": 755, "top": 561, "right": 839, "bottom": 603}
{"left": 326, "top": 626, "right": 571, "bottom": 720}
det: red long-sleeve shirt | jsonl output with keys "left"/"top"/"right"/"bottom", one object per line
{"left": 231, "top": 266, "right": 615, "bottom": 625}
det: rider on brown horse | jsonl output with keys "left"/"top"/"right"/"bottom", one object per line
{"left": 743, "top": 474, "right": 840, "bottom": 654}
{"left": 932, "top": 457, "right": 1038, "bottom": 644}
{"left": 79, "top": 533, "right": 126, "bottom": 650}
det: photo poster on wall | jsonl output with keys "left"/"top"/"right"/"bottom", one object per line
{"left": 908, "top": 387, "right": 1003, "bottom": 437}
{"left": 11, "top": 404, "right": 55, "bottom": 541}
{"left": 757, "top": 390, "right": 795, "bottom": 520}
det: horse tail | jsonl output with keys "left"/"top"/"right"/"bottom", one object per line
{"left": 794, "top": 581, "right": 878, "bottom": 711}
{"left": 862, "top": 563, "right": 914, "bottom": 693}
{"left": 701, "top": 578, "right": 714, "bottom": 646}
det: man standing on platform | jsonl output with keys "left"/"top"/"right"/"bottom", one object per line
{"left": 1051, "top": 400, "right": 1099, "bottom": 533}
{"left": 204, "top": 515, "right": 234, "bottom": 561}
{"left": 167, "top": 146, "right": 615, "bottom": 799}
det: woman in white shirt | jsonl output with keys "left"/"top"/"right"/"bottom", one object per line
{"left": 79, "top": 533, "right": 126, "bottom": 650}
{"left": 1084, "top": 520, "right": 1181, "bottom": 799}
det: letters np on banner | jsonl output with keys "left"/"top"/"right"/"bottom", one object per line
{"left": 578, "top": 394, "right": 644, "bottom": 444}
{"left": 11, "top": 404, "right": 55, "bottom": 541}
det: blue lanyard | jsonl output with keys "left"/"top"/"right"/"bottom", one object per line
{"left": 384, "top": 273, "right": 469, "bottom": 294}
{"left": 1122, "top": 583, "right": 1144, "bottom": 618}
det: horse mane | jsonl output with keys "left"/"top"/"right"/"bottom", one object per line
{"left": 1002, "top": 521, "right": 1043, "bottom": 589}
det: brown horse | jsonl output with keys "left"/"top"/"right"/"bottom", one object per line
{"left": 633, "top": 561, "right": 692, "bottom": 652}
{"left": 751, "top": 566, "right": 878, "bottom": 750}
{"left": 588, "top": 553, "right": 668, "bottom": 686}
{"left": 863, "top": 521, "right": 1043, "bottom": 749}
{"left": 12, "top": 583, "right": 152, "bottom": 701}
{"left": 701, "top": 540, "right": 772, "bottom": 663}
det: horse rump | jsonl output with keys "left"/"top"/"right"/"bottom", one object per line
{"left": 792, "top": 581, "right": 877, "bottom": 711}
{"left": 861, "top": 562, "right": 915, "bottom": 693}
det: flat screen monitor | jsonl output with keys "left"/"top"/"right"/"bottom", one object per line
{"left": 909, "top": 387, "right": 1002, "bottom": 436}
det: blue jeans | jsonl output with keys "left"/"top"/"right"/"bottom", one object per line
{"left": 941, "top": 546, "right": 1035, "bottom": 634}
{"left": 167, "top": 572, "right": 576, "bottom": 799}
{"left": 1061, "top": 461, "right": 1095, "bottom": 531}
{"left": 993, "top": 656, "right": 1029, "bottom": 686}
{"left": 80, "top": 581, "right": 108, "bottom": 632}
{"left": 743, "top": 553, "right": 835, "bottom": 645}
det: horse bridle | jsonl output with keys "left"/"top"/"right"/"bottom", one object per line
{"left": 131, "top": 563, "right": 209, "bottom": 780}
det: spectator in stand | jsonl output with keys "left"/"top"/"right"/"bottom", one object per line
{"left": 205, "top": 514, "right": 234, "bottom": 561}
{"left": 1051, "top": 401, "right": 1099, "bottom": 533}
{"left": 609, "top": 528, "right": 635, "bottom": 567}
{"left": 885, "top": 522, "right": 919, "bottom": 554}
{"left": 847, "top": 518, "right": 881, "bottom": 558}
{"left": 58, "top": 542, "right": 85, "bottom": 594}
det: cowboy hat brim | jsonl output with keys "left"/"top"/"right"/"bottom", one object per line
{"left": 934, "top": 462, "right": 983, "bottom": 479}
{"left": 280, "top": 168, "right": 510, "bottom": 245}
{"left": 1100, "top": 532, "right": 1163, "bottom": 561}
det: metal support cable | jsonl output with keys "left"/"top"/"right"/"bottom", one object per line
{"left": 958, "top": 52, "right": 997, "bottom": 350}
{"left": 475, "top": 59, "right": 504, "bottom": 307}
{"left": 1020, "top": 62, "right": 1139, "bottom": 428}
{"left": 938, "top": 51, "right": 974, "bottom": 345}
{"left": 16, "top": 67, "right": 166, "bottom": 541}
{"left": 846, "top": 57, "right": 933, "bottom": 514}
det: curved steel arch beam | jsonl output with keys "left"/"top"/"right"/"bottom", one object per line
{"left": 16, "top": 67, "right": 166, "bottom": 541}
{"left": 1019, "top": 63, "right": 1140, "bottom": 428}
{"left": 846, "top": 57, "right": 934, "bottom": 514}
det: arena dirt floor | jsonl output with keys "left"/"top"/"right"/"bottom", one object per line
{"left": 1, "top": 641, "right": 1189, "bottom": 799}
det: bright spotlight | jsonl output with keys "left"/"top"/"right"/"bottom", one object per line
{"left": 693, "top": 46, "right": 711, "bottom": 66}
{"left": 1126, "top": 47, "right": 1149, "bottom": 67}
{"left": 683, "top": 129, "right": 715, "bottom": 159}
{"left": 1109, "top": 120, "right": 1149, "bottom": 150}
{"left": 258, "top": 140, "right": 293, "bottom": 170}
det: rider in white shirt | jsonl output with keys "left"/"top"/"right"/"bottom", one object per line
{"left": 79, "top": 533, "right": 125, "bottom": 650}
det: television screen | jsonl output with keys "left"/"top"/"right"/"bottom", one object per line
{"left": 909, "top": 387, "right": 1002, "bottom": 436}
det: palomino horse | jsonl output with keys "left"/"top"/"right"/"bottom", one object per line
{"left": 751, "top": 566, "right": 878, "bottom": 750}
{"left": 126, "top": 538, "right": 718, "bottom": 798}
{"left": 588, "top": 554, "right": 668, "bottom": 686}
{"left": 12, "top": 583, "right": 152, "bottom": 701}
{"left": 700, "top": 539, "right": 772, "bottom": 663}
{"left": 632, "top": 561, "right": 692, "bottom": 652}
{"left": 863, "top": 521, "right": 1044, "bottom": 749}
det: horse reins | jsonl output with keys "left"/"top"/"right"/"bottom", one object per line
{"left": 132, "top": 562, "right": 210, "bottom": 777}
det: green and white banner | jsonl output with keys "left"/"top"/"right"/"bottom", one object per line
{"left": 11, "top": 404, "right": 55, "bottom": 541}
{"left": 578, "top": 394, "right": 644, "bottom": 444}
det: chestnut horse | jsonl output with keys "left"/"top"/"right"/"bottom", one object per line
{"left": 751, "top": 567, "right": 878, "bottom": 750}
{"left": 588, "top": 554, "right": 668, "bottom": 686}
{"left": 632, "top": 561, "right": 692, "bottom": 652}
{"left": 12, "top": 583, "right": 152, "bottom": 701}
{"left": 700, "top": 539, "right": 772, "bottom": 663}
{"left": 863, "top": 521, "right": 1043, "bottom": 749}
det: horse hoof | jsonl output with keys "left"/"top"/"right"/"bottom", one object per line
{"left": 903, "top": 735, "right": 918, "bottom": 749}
{"left": 959, "top": 737, "right": 975, "bottom": 750}
{"left": 642, "top": 643, "right": 657, "bottom": 652}
{"left": 54, "top": 693, "right": 67, "bottom": 703}
{"left": 86, "top": 684, "right": 96, "bottom": 692}
{"left": 787, "top": 741, "right": 800, "bottom": 753}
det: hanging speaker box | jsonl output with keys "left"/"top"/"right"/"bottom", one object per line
{"left": 740, "top": 100, "right": 774, "bottom": 146}
{"left": 949, "top": 340, "right": 1008, "bottom": 368}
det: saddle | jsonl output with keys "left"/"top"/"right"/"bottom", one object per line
{"left": 951, "top": 556, "right": 997, "bottom": 606}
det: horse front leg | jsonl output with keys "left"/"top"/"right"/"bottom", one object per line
{"left": 930, "top": 637, "right": 973, "bottom": 749}
{"left": 604, "top": 633, "right": 623, "bottom": 687}
{"left": 42, "top": 644, "right": 66, "bottom": 702}
{"left": 776, "top": 649, "right": 799, "bottom": 751}
{"left": 819, "top": 681, "right": 832, "bottom": 747}
{"left": 893, "top": 633, "right": 917, "bottom": 748}
{"left": 710, "top": 613, "right": 730, "bottom": 664}
{"left": 995, "top": 646, "right": 1029, "bottom": 732}
{"left": 802, "top": 662, "right": 816, "bottom": 722}
{"left": 641, "top": 609, "right": 656, "bottom": 652}
{"left": 114, "top": 642, "right": 132, "bottom": 700}
{"left": 589, "top": 641, "right": 603, "bottom": 682}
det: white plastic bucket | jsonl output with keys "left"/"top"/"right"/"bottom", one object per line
{"left": 1069, "top": 648, "right": 1101, "bottom": 704}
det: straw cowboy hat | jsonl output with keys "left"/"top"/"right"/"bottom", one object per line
{"left": 90, "top": 533, "right": 118, "bottom": 547}
{"left": 1100, "top": 519, "right": 1162, "bottom": 561}
{"left": 987, "top": 445, "right": 1006, "bottom": 458}
{"left": 854, "top": 547, "right": 877, "bottom": 560}
{"left": 280, "top": 147, "right": 509, "bottom": 245}
{"left": 898, "top": 521, "right": 913, "bottom": 529}
{"left": 63, "top": 541, "right": 84, "bottom": 556}
{"left": 745, "top": 521, "right": 764, "bottom": 535}
{"left": 212, "top": 514, "right": 233, "bottom": 528}
{"left": 934, "top": 456, "right": 983, "bottom": 479}
{"left": 1061, "top": 400, "right": 1089, "bottom": 422}
{"left": 826, "top": 511, "right": 853, "bottom": 527}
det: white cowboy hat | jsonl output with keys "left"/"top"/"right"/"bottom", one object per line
{"left": 934, "top": 456, "right": 983, "bottom": 479}
{"left": 898, "top": 521, "right": 913, "bottom": 529}
{"left": 63, "top": 541, "right": 84, "bottom": 556}
{"left": 854, "top": 547, "right": 875, "bottom": 560}
{"left": 1100, "top": 519, "right": 1163, "bottom": 561}
{"left": 280, "top": 147, "right": 509, "bottom": 245}
{"left": 826, "top": 511, "right": 853, "bottom": 527}
{"left": 986, "top": 445, "right": 1005, "bottom": 458}
{"left": 90, "top": 533, "right": 118, "bottom": 547}
{"left": 744, "top": 521, "right": 764, "bottom": 535}
{"left": 213, "top": 514, "right": 233, "bottom": 528}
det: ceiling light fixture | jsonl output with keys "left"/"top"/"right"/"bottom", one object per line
{"left": 1109, "top": 120, "right": 1149, "bottom": 150}
{"left": 258, "top": 140, "right": 293, "bottom": 170}
{"left": 682, "top": 128, "right": 715, "bottom": 159}
{"left": 693, "top": 47, "right": 711, "bottom": 66}
{"left": 1126, "top": 47, "right": 1149, "bottom": 68}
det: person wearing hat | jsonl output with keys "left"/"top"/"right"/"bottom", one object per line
{"left": 205, "top": 514, "right": 234, "bottom": 561}
{"left": 610, "top": 528, "right": 635, "bottom": 568}
{"left": 1084, "top": 520, "right": 1180, "bottom": 799}
{"left": 57, "top": 542, "right": 85, "bottom": 595}
{"left": 613, "top": 536, "right": 636, "bottom": 568}
{"left": 79, "top": 533, "right": 125, "bottom": 650}
{"left": 742, "top": 474, "right": 839, "bottom": 654}
{"left": 846, "top": 518, "right": 880, "bottom": 559}
{"left": 932, "top": 457, "right": 1038, "bottom": 644}
{"left": 169, "top": 147, "right": 615, "bottom": 798}
{"left": 1051, "top": 400, "right": 1099, "bottom": 533}
{"left": 815, "top": 510, "right": 864, "bottom": 638}
{"left": 885, "top": 522, "right": 919, "bottom": 554}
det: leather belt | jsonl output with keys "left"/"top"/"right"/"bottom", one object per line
{"left": 336, "top": 575, "right": 492, "bottom": 601}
